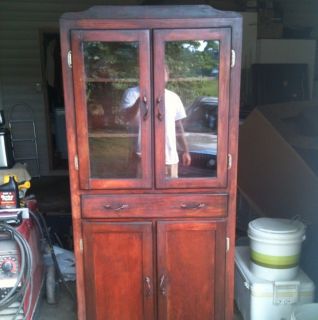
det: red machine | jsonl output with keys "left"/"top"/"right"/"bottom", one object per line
{"left": 0, "top": 205, "right": 44, "bottom": 319}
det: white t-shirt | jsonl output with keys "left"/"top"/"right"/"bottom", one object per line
{"left": 121, "top": 86, "right": 186, "bottom": 164}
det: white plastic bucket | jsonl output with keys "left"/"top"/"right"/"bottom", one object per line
{"left": 291, "top": 303, "right": 318, "bottom": 320}
{"left": 248, "top": 218, "right": 306, "bottom": 281}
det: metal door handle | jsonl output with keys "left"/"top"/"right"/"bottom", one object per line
{"left": 180, "top": 203, "right": 206, "bottom": 210}
{"left": 142, "top": 95, "right": 149, "bottom": 121}
{"left": 103, "top": 204, "right": 129, "bottom": 211}
{"left": 159, "top": 274, "right": 167, "bottom": 296}
{"left": 156, "top": 95, "right": 163, "bottom": 121}
{"left": 144, "top": 276, "right": 152, "bottom": 297}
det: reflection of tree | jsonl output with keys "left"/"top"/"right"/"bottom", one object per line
{"left": 167, "top": 80, "right": 218, "bottom": 110}
{"left": 166, "top": 40, "right": 219, "bottom": 78}
{"left": 166, "top": 40, "right": 220, "bottom": 108}
{"left": 83, "top": 40, "right": 219, "bottom": 125}
{"left": 84, "top": 42, "right": 139, "bottom": 129}
{"left": 84, "top": 41, "right": 139, "bottom": 79}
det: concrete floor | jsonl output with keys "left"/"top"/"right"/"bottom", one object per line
{"left": 38, "top": 301, "right": 242, "bottom": 320}
{"left": 37, "top": 282, "right": 76, "bottom": 320}
{"left": 37, "top": 289, "right": 242, "bottom": 320}
{"left": 29, "top": 176, "right": 76, "bottom": 319}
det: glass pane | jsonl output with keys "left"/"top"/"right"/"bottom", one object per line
{"left": 83, "top": 41, "right": 140, "bottom": 179}
{"left": 164, "top": 40, "right": 219, "bottom": 178}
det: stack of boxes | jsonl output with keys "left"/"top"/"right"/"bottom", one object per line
{"left": 235, "top": 218, "right": 315, "bottom": 320}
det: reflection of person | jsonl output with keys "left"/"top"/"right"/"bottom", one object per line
{"left": 120, "top": 65, "right": 191, "bottom": 178}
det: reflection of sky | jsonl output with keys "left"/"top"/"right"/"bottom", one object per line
{"left": 198, "top": 41, "right": 208, "bottom": 52}
{"left": 183, "top": 40, "right": 220, "bottom": 53}
{"left": 183, "top": 40, "right": 208, "bottom": 52}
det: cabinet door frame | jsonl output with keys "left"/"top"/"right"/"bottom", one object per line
{"left": 82, "top": 221, "right": 154, "bottom": 320}
{"left": 71, "top": 30, "right": 152, "bottom": 189}
{"left": 157, "top": 220, "right": 226, "bottom": 320}
{"left": 153, "top": 28, "right": 231, "bottom": 189}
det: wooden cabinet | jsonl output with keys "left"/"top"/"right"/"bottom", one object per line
{"left": 157, "top": 221, "right": 226, "bottom": 320}
{"left": 82, "top": 222, "right": 154, "bottom": 320}
{"left": 60, "top": 5, "right": 242, "bottom": 320}
{"left": 83, "top": 220, "right": 225, "bottom": 320}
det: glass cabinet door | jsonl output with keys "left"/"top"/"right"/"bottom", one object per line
{"left": 153, "top": 29, "right": 231, "bottom": 188}
{"left": 71, "top": 30, "right": 152, "bottom": 189}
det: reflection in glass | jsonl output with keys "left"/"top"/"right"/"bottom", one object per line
{"left": 83, "top": 41, "right": 140, "bottom": 179}
{"left": 165, "top": 40, "right": 219, "bottom": 178}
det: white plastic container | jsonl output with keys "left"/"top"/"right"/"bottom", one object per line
{"left": 248, "top": 218, "right": 306, "bottom": 281}
{"left": 291, "top": 303, "right": 318, "bottom": 320}
{"left": 235, "top": 246, "right": 315, "bottom": 320}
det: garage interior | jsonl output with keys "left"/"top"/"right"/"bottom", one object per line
{"left": 0, "top": 0, "right": 317, "bottom": 319}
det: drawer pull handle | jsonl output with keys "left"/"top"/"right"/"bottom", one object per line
{"left": 103, "top": 204, "right": 129, "bottom": 211}
{"left": 180, "top": 203, "right": 206, "bottom": 210}
{"left": 144, "top": 276, "right": 152, "bottom": 297}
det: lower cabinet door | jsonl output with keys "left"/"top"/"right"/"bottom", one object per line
{"left": 82, "top": 221, "right": 154, "bottom": 320}
{"left": 157, "top": 220, "right": 226, "bottom": 320}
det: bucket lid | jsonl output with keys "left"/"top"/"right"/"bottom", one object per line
{"left": 248, "top": 218, "right": 306, "bottom": 242}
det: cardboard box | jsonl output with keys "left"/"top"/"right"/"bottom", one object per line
{"left": 238, "top": 101, "right": 318, "bottom": 221}
{"left": 238, "top": 100, "right": 318, "bottom": 297}
{"left": 235, "top": 246, "right": 315, "bottom": 320}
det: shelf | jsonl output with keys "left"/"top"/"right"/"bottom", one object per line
{"left": 86, "top": 76, "right": 217, "bottom": 83}
{"left": 88, "top": 131, "right": 137, "bottom": 138}
{"left": 86, "top": 77, "right": 137, "bottom": 83}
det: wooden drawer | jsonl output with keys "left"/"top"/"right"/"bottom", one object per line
{"left": 81, "top": 194, "right": 228, "bottom": 218}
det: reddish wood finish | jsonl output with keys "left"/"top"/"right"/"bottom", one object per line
{"left": 153, "top": 28, "right": 231, "bottom": 189}
{"left": 157, "top": 221, "right": 226, "bottom": 320}
{"left": 60, "top": 5, "right": 242, "bottom": 320}
{"left": 82, "top": 194, "right": 228, "bottom": 218}
{"left": 82, "top": 222, "right": 154, "bottom": 320}
{"left": 224, "top": 17, "right": 243, "bottom": 320}
{"left": 71, "top": 29, "right": 152, "bottom": 190}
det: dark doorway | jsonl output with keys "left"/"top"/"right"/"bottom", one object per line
{"left": 40, "top": 31, "right": 68, "bottom": 171}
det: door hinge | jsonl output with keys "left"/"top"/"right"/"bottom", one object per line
{"left": 231, "top": 49, "right": 236, "bottom": 68}
{"left": 226, "top": 237, "right": 230, "bottom": 252}
{"left": 67, "top": 50, "right": 72, "bottom": 68}
{"left": 79, "top": 238, "right": 83, "bottom": 253}
{"left": 228, "top": 154, "right": 232, "bottom": 170}
{"left": 74, "top": 154, "right": 79, "bottom": 171}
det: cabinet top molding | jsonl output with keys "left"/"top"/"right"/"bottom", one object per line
{"left": 60, "top": 5, "right": 241, "bottom": 21}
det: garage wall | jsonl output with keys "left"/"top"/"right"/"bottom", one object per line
{"left": 277, "top": 0, "right": 318, "bottom": 94}
{"left": 278, "top": 0, "right": 318, "bottom": 31}
{"left": 0, "top": 0, "right": 141, "bottom": 176}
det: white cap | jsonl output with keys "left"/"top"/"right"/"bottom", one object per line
{"left": 248, "top": 218, "right": 306, "bottom": 243}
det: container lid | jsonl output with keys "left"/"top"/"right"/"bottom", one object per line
{"left": 248, "top": 218, "right": 306, "bottom": 242}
